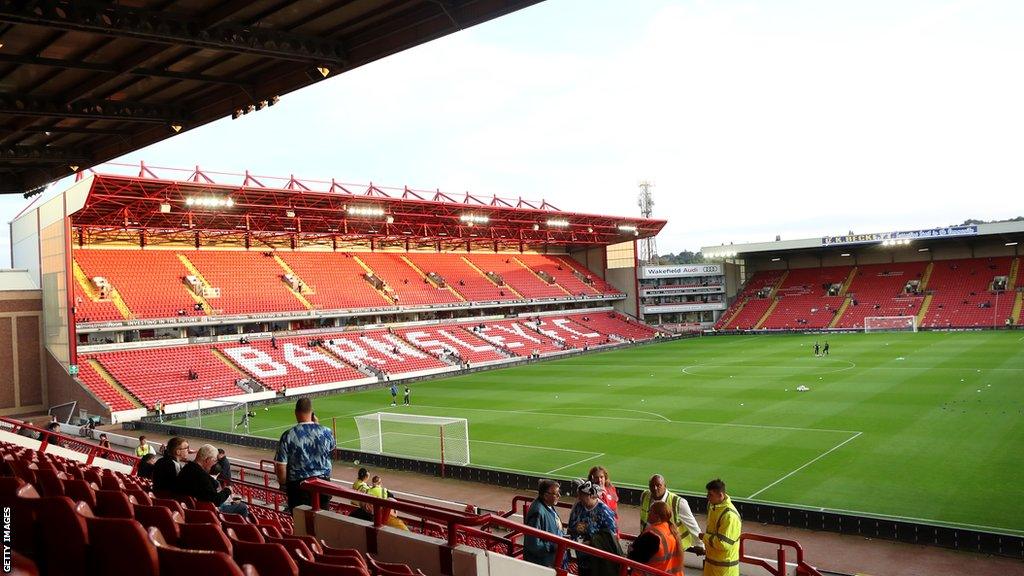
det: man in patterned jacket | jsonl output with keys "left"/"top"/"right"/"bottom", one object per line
{"left": 274, "top": 397, "right": 337, "bottom": 510}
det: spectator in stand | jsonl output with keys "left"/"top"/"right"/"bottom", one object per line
{"left": 628, "top": 501, "right": 683, "bottom": 575}
{"left": 640, "top": 474, "right": 701, "bottom": 554}
{"left": 367, "top": 475, "right": 408, "bottom": 530}
{"left": 567, "top": 479, "right": 620, "bottom": 576}
{"left": 98, "top": 433, "right": 111, "bottom": 450}
{"left": 524, "top": 479, "right": 564, "bottom": 567}
{"left": 45, "top": 422, "right": 61, "bottom": 446}
{"left": 214, "top": 448, "right": 232, "bottom": 484}
{"left": 177, "top": 444, "right": 249, "bottom": 517}
{"left": 349, "top": 468, "right": 374, "bottom": 521}
{"left": 589, "top": 466, "right": 618, "bottom": 525}
{"left": 153, "top": 437, "right": 188, "bottom": 495}
{"left": 699, "top": 479, "right": 741, "bottom": 576}
{"left": 274, "top": 397, "right": 336, "bottom": 511}
{"left": 137, "top": 453, "right": 157, "bottom": 480}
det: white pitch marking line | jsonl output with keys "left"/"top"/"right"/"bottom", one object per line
{"left": 249, "top": 407, "right": 381, "bottom": 434}
{"left": 747, "top": 432, "right": 863, "bottom": 499}
{"left": 337, "top": 432, "right": 600, "bottom": 455}
{"left": 682, "top": 360, "right": 857, "bottom": 376}
{"left": 546, "top": 452, "right": 606, "bottom": 475}
{"left": 409, "top": 404, "right": 861, "bottom": 435}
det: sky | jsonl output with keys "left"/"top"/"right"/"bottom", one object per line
{"left": 3, "top": 0, "right": 1023, "bottom": 267}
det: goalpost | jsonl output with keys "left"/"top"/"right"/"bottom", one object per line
{"left": 863, "top": 316, "right": 918, "bottom": 333}
{"left": 353, "top": 413, "right": 470, "bottom": 469}
{"left": 183, "top": 399, "right": 252, "bottom": 434}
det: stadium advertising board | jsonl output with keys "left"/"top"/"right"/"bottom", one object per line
{"left": 639, "top": 264, "right": 722, "bottom": 279}
{"left": 641, "top": 286, "right": 725, "bottom": 297}
{"left": 642, "top": 302, "right": 727, "bottom": 313}
{"left": 821, "top": 225, "right": 978, "bottom": 246}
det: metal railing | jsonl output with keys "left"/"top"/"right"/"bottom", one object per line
{"left": 0, "top": 416, "right": 140, "bottom": 472}
{"left": 303, "top": 479, "right": 672, "bottom": 576}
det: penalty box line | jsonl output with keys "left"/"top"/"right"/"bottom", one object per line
{"left": 747, "top": 431, "right": 863, "bottom": 499}
{"left": 336, "top": 432, "right": 605, "bottom": 475}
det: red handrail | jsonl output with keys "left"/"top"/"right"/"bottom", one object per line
{"left": 0, "top": 416, "right": 141, "bottom": 473}
{"left": 303, "top": 479, "right": 672, "bottom": 576}
{"left": 739, "top": 533, "right": 822, "bottom": 576}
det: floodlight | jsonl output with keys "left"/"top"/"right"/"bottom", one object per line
{"left": 546, "top": 219, "right": 569, "bottom": 228}
{"left": 617, "top": 224, "right": 637, "bottom": 232}
{"left": 346, "top": 206, "right": 385, "bottom": 217}
{"left": 459, "top": 214, "right": 489, "bottom": 224}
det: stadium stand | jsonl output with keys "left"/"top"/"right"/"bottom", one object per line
{"left": 715, "top": 270, "right": 786, "bottom": 330}
{"left": 471, "top": 319, "right": 566, "bottom": 356}
{"left": 568, "top": 311, "right": 661, "bottom": 341}
{"left": 74, "top": 249, "right": 200, "bottom": 320}
{"left": 403, "top": 253, "right": 514, "bottom": 302}
{"left": 185, "top": 251, "right": 307, "bottom": 315}
{"left": 834, "top": 262, "right": 928, "bottom": 328}
{"left": 464, "top": 254, "right": 568, "bottom": 299}
{"left": 82, "top": 344, "right": 253, "bottom": 408}
{"left": 718, "top": 257, "right": 1021, "bottom": 330}
{"left": 355, "top": 252, "right": 463, "bottom": 306}
{"left": 76, "top": 360, "right": 139, "bottom": 412}
{"left": 76, "top": 313, "right": 658, "bottom": 413}
{"left": 215, "top": 335, "right": 368, "bottom": 392}
{"left": 396, "top": 325, "right": 507, "bottom": 364}
{"left": 759, "top": 266, "right": 850, "bottom": 330}
{"left": 921, "top": 257, "right": 1015, "bottom": 328}
{"left": 277, "top": 252, "right": 391, "bottom": 311}
{"left": 70, "top": 250, "right": 634, "bottom": 324}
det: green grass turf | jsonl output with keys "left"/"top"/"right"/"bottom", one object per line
{"left": 171, "top": 331, "right": 1024, "bottom": 535}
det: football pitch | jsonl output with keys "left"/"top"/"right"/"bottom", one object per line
{"left": 172, "top": 331, "right": 1024, "bottom": 535}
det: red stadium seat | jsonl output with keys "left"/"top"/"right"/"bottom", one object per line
{"left": 225, "top": 523, "right": 266, "bottom": 543}
{"left": 61, "top": 478, "right": 98, "bottom": 508}
{"left": 37, "top": 497, "right": 91, "bottom": 576}
{"left": 367, "top": 555, "right": 417, "bottom": 575}
{"left": 179, "top": 522, "right": 234, "bottom": 554}
{"left": 295, "top": 548, "right": 370, "bottom": 576}
{"left": 135, "top": 504, "right": 184, "bottom": 545}
{"left": 95, "top": 490, "right": 137, "bottom": 518}
{"left": 152, "top": 497, "right": 187, "bottom": 515}
{"left": 231, "top": 540, "right": 299, "bottom": 576}
{"left": 126, "top": 488, "right": 154, "bottom": 505}
{"left": 85, "top": 516, "right": 159, "bottom": 576}
{"left": 184, "top": 508, "right": 221, "bottom": 524}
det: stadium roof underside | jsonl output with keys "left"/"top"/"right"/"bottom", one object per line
{"left": 68, "top": 166, "right": 666, "bottom": 251}
{"left": 702, "top": 220, "right": 1024, "bottom": 259}
{"left": 0, "top": 0, "right": 543, "bottom": 195}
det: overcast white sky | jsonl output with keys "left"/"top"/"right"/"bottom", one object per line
{"left": 3, "top": 0, "right": 1023, "bottom": 266}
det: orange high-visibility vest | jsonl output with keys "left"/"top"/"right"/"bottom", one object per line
{"left": 646, "top": 521, "right": 683, "bottom": 575}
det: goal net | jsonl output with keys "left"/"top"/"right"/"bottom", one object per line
{"left": 864, "top": 316, "right": 917, "bottom": 333}
{"left": 353, "top": 412, "right": 470, "bottom": 466}
{"left": 183, "top": 399, "right": 253, "bottom": 434}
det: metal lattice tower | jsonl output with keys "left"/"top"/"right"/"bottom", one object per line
{"left": 638, "top": 181, "right": 658, "bottom": 265}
